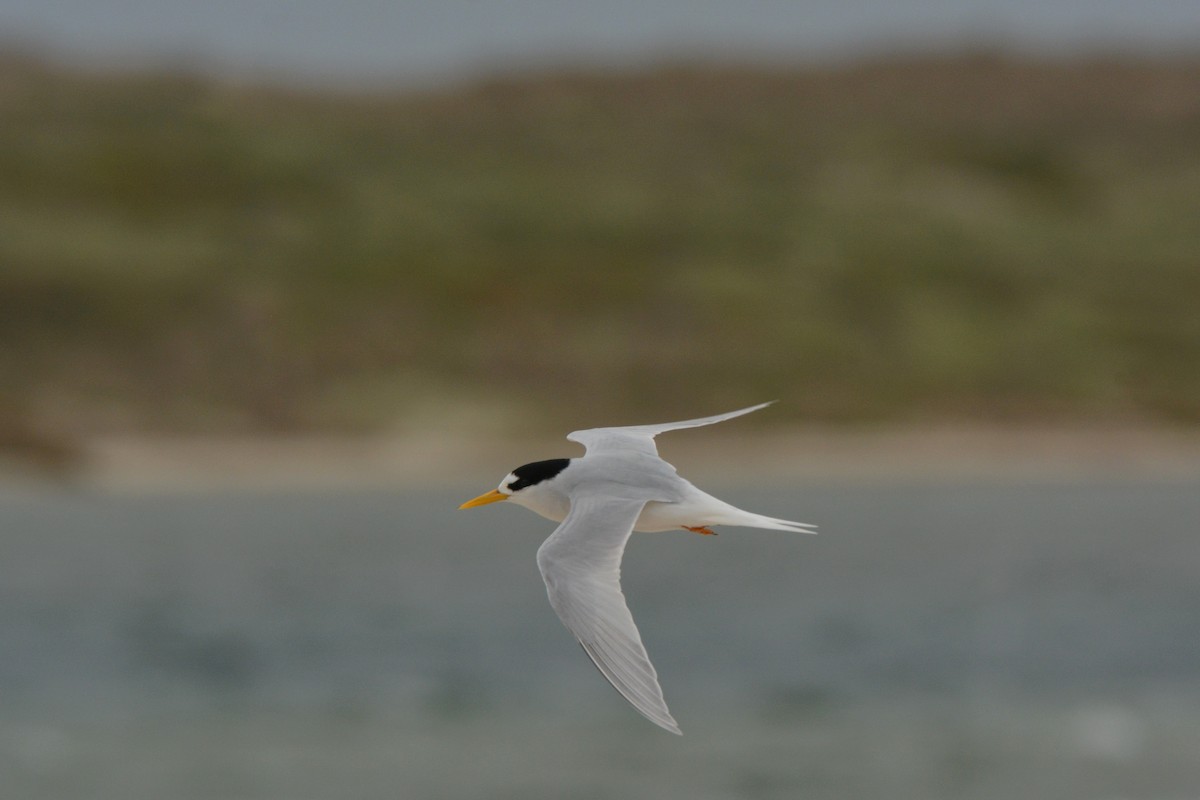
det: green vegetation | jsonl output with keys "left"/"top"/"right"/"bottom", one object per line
{"left": 2, "top": 52, "right": 1199, "bottom": 454}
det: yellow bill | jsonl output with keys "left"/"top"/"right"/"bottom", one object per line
{"left": 459, "top": 488, "right": 508, "bottom": 509}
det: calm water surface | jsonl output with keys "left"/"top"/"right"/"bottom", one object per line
{"left": 2, "top": 480, "right": 1198, "bottom": 799}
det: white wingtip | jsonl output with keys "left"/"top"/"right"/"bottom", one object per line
{"left": 577, "top": 639, "right": 683, "bottom": 735}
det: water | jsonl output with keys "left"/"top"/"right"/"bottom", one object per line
{"left": 2, "top": 480, "right": 1198, "bottom": 799}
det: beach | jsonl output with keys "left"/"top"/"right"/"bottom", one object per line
{"left": 20, "top": 425, "right": 1196, "bottom": 493}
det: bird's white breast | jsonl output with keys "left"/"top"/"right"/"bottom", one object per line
{"left": 508, "top": 483, "right": 571, "bottom": 523}
{"left": 513, "top": 491, "right": 704, "bottom": 533}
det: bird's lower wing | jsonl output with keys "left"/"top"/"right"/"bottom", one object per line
{"left": 567, "top": 401, "right": 773, "bottom": 456}
{"left": 535, "top": 494, "right": 682, "bottom": 734}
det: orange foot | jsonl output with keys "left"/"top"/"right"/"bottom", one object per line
{"left": 684, "top": 525, "right": 717, "bottom": 536}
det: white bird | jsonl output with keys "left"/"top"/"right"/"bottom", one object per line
{"left": 458, "top": 402, "right": 816, "bottom": 734}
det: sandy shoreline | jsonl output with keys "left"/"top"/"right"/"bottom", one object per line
{"left": 4, "top": 425, "right": 1198, "bottom": 492}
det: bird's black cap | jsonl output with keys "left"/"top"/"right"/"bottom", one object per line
{"left": 509, "top": 458, "right": 570, "bottom": 491}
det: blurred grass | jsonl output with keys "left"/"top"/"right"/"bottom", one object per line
{"left": 2, "top": 51, "right": 1199, "bottom": 452}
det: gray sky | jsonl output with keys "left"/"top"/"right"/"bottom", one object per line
{"left": 1, "top": 0, "right": 1198, "bottom": 85}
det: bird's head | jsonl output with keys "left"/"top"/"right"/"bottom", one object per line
{"left": 459, "top": 458, "right": 571, "bottom": 510}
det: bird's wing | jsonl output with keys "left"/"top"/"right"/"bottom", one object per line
{"left": 566, "top": 401, "right": 773, "bottom": 456}
{"left": 535, "top": 493, "right": 682, "bottom": 734}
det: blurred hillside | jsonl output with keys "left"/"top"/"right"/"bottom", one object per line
{"left": 2, "top": 52, "right": 1199, "bottom": 460}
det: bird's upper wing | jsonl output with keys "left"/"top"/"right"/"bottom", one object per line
{"left": 535, "top": 493, "right": 682, "bottom": 734}
{"left": 566, "top": 401, "right": 773, "bottom": 456}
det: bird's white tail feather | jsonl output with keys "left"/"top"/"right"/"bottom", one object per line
{"left": 747, "top": 514, "right": 818, "bottom": 533}
{"left": 714, "top": 507, "right": 818, "bottom": 533}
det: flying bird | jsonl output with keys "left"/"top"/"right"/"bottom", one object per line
{"left": 458, "top": 402, "right": 816, "bottom": 734}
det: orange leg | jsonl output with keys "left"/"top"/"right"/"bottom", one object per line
{"left": 684, "top": 525, "right": 717, "bottom": 536}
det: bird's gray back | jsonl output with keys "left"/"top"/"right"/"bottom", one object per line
{"left": 561, "top": 452, "right": 685, "bottom": 503}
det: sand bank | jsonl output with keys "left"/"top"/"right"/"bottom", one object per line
{"left": 12, "top": 425, "right": 1193, "bottom": 492}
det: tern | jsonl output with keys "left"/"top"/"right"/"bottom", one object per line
{"left": 459, "top": 402, "right": 816, "bottom": 734}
